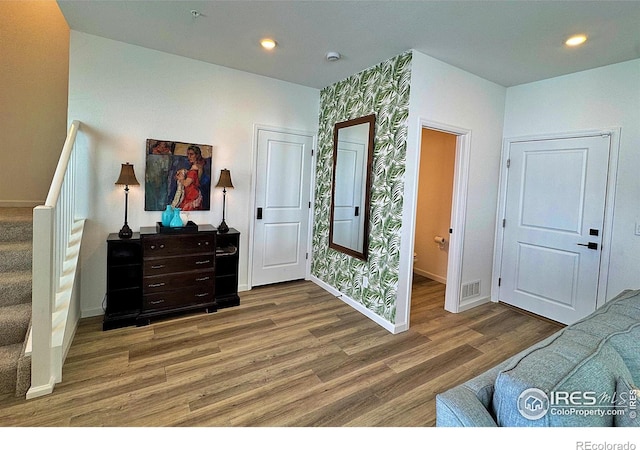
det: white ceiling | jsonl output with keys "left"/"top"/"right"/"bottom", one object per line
{"left": 57, "top": 0, "right": 640, "bottom": 89}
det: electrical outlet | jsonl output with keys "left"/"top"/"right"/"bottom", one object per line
{"left": 362, "top": 276, "right": 369, "bottom": 288}
{"left": 636, "top": 222, "right": 640, "bottom": 236}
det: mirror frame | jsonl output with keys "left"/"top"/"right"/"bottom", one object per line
{"left": 329, "top": 114, "right": 376, "bottom": 261}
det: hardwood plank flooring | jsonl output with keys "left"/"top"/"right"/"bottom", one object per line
{"left": 0, "top": 275, "right": 562, "bottom": 427}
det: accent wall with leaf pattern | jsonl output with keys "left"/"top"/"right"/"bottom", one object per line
{"left": 312, "top": 51, "right": 412, "bottom": 324}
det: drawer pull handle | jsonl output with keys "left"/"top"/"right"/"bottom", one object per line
{"left": 195, "top": 260, "right": 211, "bottom": 265}
{"left": 151, "top": 264, "right": 166, "bottom": 269}
{"left": 148, "top": 282, "right": 165, "bottom": 288}
{"left": 196, "top": 276, "right": 210, "bottom": 281}
{"left": 149, "top": 300, "right": 165, "bottom": 305}
{"left": 160, "top": 244, "right": 165, "bottom": 249}
{"left": 195, "top": 293, "right": 210, "bottom": 297}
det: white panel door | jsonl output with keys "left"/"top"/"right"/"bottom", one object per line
{"left": 499, "top": 135, "right": 610, "bottom": 324}
{"left": 332, "top": 140, "right": 365, "bottom": 250}
{"left": 252, "top": 130, "right": 313, "bottom": 287}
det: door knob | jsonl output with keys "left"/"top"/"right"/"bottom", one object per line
{"left": 257, "top": 207, "right": 263, "bottom": 220}
{"left": 577, "top": 242, "right": 598, "bottom": 250}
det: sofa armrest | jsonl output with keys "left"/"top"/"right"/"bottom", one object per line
{"left": 435, "top": 359, "right": 513, "bottom": 427}
{"left": 436, "top": 384, "right": 498, "bottom": 426}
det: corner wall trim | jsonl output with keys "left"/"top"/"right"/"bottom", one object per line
{"left": 310, "top": 275, "right": 408, "bottom": 334}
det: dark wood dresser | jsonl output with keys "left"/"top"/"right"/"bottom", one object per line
{"left": 137, "top": 224, "right": 217, "bottom": 325}
{"left": 103, "top": 224, "right": 244, "bottom": 330}
{"left": 103, "top": 232, "right": 142, "bottom": 330}
{"left": 215, "top": 228, "right": 240, "bottom": 309}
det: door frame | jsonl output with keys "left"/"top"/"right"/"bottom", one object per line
{"left": 247, "top": 124, "right": 318, "bottom": 290}
{"left": 397, "top": 117, "right": 472, "bottom": 331}
{"left": 491, "top": 128, "right": 621, "bottom": 309}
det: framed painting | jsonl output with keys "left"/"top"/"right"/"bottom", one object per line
{"left": 144, "top": 139, "right": 213, "bottom": 211}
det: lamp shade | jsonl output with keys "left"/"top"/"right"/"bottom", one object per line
{"left": 215, "top": 169, "right": 234, "bottom": 189}
{"left": 115, "top": 163, "right": 140, "bottom": 186}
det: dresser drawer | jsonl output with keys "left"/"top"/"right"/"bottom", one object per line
{"left": 143, "top": 253, "right": 214, "bottom": 276}
{"left": 143, "top": 286, "right": 215, "bottom": 312}
{"left": 142, "top": 234, "right": 214, "bottom": 257}
{"left": 143, "top": 270, "right": 214, "bottom": 293}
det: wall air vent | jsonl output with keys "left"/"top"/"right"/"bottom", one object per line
{"left": 461, "top": 280, "right": 481, "bottom": 300}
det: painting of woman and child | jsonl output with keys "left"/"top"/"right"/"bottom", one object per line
{"left": 144, "top": 139, "right": 213, "bottom": 211}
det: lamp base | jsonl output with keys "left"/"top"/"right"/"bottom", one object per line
{"left": 217, "top": 219, "right": 229, "bottom": 233}
{"left": 119, "top": 223, "right": 133, "bottom": 239}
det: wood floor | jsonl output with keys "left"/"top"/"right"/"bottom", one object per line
{"left": 0, "top": 275, "right": 562, "bottom": 427}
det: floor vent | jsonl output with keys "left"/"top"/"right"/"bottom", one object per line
{"left": 461, "top": 280, "right": 481, "bottom": 299}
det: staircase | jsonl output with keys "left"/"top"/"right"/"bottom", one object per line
{"left": 0, "top": 207, "right": 32, "bottom": 397}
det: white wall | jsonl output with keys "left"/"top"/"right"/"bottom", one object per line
{"left": 68, "top": 32, "right": 319, "bottom": 317}
{"left": 397, "top": 50, "right": 506, "bottom": 324}
{"left": 503, "top": 59, "right": 640, "bottom": 299}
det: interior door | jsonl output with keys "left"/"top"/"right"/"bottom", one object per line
{"left": 332, "top": 140, "right": 365, "bottom": 250}
{"left": 499, "top": 135, "right": 610, "bottom": 324}
{"left": 252, "top": 129, "right": 313, "bottom": 287}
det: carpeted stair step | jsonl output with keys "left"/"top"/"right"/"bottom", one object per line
{"left": 0, "top": 208, "right": 32, "bottom": 243}
{"left": 0, "top": 342, "right": 23, "bottom": 395}
{"left": 0, "top": 207, "right": 33, "bottom": 397}
{"left": 0, "top": 271, "right": 32, "bottom": 308}
{"left": 0, "top": 303, "right": 31, "bottom": 347}
{"left": 0, "top": 242, "right": 32, "bottom": 273}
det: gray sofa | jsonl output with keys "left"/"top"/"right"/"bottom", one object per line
{"left": 435, "top": 289, "right": 640, "bottom": 426}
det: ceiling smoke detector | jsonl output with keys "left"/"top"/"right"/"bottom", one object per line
{"left": 326, "top": 52, "right": 341, "bottom": 62}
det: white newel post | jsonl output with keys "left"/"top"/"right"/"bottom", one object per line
{"left": 28, "top": 206, "right": 56, "bottom": 398}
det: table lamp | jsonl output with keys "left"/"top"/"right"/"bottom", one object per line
{"left": 215, "top": 168, "right": 234, "bottom": 233}
{"left": 114, "top": 162, "right": 140, "bottom": 239}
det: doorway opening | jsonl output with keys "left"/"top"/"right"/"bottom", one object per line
{"left": 411, "top": 128, "right": 457, "bottom": 313}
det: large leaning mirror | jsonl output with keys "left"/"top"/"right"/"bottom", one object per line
{"left": 329, "top": 114, "right": 375, "bottom": 260}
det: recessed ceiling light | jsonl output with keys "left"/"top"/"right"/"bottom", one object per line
{"left": 260, "top": 38, "right": 277, "bottom": 50}
{"left": 565, "top": 34, "right": 587, "bottom": 47}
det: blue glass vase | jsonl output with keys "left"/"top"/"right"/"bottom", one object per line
{"left": 169, "top": 207, "right": 183, "bottom": 227}
{"left": 161, "top": 205, "right": 173, "bottom": 227}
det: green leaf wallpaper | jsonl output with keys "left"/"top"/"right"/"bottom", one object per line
{"left": 312, "top": 51, "right": 412, "bottom": 323}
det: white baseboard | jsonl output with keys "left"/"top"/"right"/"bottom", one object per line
{"left": 310, "top": 275, "right": 407, "bottom": 334}
{"left": 0, "top": 200, "right": 41, "bottom": 208}
{"left": 82, "top": 307, "right": 104, "bottom": 318}
{"left": 412, "top": 267, "right": 447, "bottom": 284}
{"left": 458, "top": 295, "right": 490, "bottom": 312}
{"left": 26, "top": 376, "right": 56, "bottom": 399}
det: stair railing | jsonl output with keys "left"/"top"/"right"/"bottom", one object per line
{"left": 30, "top": 120, "right": 86, "bottom": 398}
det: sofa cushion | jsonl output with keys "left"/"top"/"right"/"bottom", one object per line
{"left": 436, "top": 331, "right": 564, "bottom": 426}
{"left": 491, "top": 289, "right": 640, "bottom": 427}
{"left": 614, "top": 377, "right": 640, "bottom": 427}
{"left": 608, "top": 325, "right": 640, "bottom": 385}
{"left": 434, "top": 290, "right": 640, "bottom": 427}
{"left": 568, "top": 290, "right": 640, "bottom": 385}
{"left": 493, "top": 338, "right": 632, "bottom": 426}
